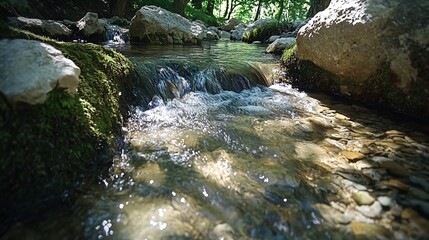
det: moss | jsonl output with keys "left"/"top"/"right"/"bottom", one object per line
{"left": 0, "top": 25, "right": 137, "bottom": 219}
{"left": 243, "top": 21, "right": 292, "bottom": 43}
{"left": 281, "top": 51, "right": 429, "bottom": 120}
{"left": 281, "top": 44, "right": 297, "bottom": 61}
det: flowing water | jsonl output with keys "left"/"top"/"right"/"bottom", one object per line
{"left": 4, "top": 41, "right": 429, "bottom": 239}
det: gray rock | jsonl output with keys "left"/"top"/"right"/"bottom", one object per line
{"left": 219, "top": 30, "right": 231, "bottom": 40}
{"left": 0, "top": 39, "right": 80, "bottom": 104}
{"left": 129, "top": 6, "right": 204, "bottom": 44}
{"left": 209, "top": 223, "right": 235, "bottom": 240}
{"left": 8, "top": 17, "right": 72, "bottom": 40}
{"left": 221, "top": 18, "right": 243, "bottom": 31}
{"left": 377, "top": 196, "right": 392, "bottom": 207}
{"left": 314, "top": 203, "right": 353, "bottom": 224}
{"left": 230, "top": 25, "right": 246, "bottom": 41}
{"left": 77, "top": 12, "right": 106, "bottom": 41}
{"left": 202, "top": 30, "right": 219, "bottom": 41}
{"left": 266, "top": 37, "right": 296, "bottom": 55}
{"left": 266, "top": 35, "right": 281, "bottom": 43}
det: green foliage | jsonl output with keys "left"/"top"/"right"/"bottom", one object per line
{"left": 186, "top": 5, "right": 219, "bottom": 26}
{"left": 133, "top": 0, "right": 174, "bottom": 11}
{"left": 242, "top": 21, "right": 292, "bottom": 43}
{"left": 0, "top": 27, "right": 135, "bottom": 217}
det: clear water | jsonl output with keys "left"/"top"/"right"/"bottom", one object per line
{"left": 4, "top": 41, "right": 429, "bottom": 239}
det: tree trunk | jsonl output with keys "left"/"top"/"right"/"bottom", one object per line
{"left": 223, "top": 0, "right": 230, "bottom": 19}
{"left": 306, "top": 0, "right": 331, "bottom": 18}
{"left": 227, "top": 1, "right": 238, "bottom": 20}
{"left": 206, "top": 0, "right": 215, "bottom": 16}
{"left": 191, "top": 0, "right": 203, "bottom": 10}
{"left": 110, "top": 0, "right": 128, "bottom": 17}
{"left": 254, "top": 0, "right": 263, "bottom": 22}
{"left": 275, "top": 0, "right": 284, "bottom": 21}
{"left": 173, "top": 0, "right": 190, "bottom": 16}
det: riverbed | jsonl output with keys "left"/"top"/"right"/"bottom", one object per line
{"left": 4, "top": 41, "right": 429, "bottom": 239}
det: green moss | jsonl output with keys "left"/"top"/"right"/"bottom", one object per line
{"left": 243, "top": 21, "right": 292, "bottom": 43}
{"left": 281, "top": 44, "right": 297, "bottom": 61}
{"left": 0, "top": 26, "right": 136, "bottom": 218}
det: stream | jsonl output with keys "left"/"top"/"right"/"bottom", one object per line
{"left": 4, "top": 41, "right": 429, "bottom": 239}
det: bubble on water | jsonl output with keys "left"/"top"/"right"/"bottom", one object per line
{"left": 119, "top": 203, "right": 124, "bottom": 209}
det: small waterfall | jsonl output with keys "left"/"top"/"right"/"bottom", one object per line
{"left": 132, "top": 59, "right": 270, "bottom": 109}
{"left": 104, "top": 25, "right": 129, "bottom": 44}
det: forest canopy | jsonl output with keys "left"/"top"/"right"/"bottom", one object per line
{"left": 133, "top": 0, "right": 310, "bottom": 23}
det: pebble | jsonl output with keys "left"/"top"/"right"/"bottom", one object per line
{"left": 379, "top": 179, "right": 410, "bottom": 191}
{"left": 377, "top": 196, "right": 392, "bottom": 207}
{"left": 355, "top": 160, "right": 376, "bottom": 170}
{"left": 352, "top": 191, "right": 375, "bottom": 205}
{"left": 350, "top": 222, "right": 393, "bottom": 239}
{"left": 341, "top": 150, "right": 365, "bottom": 162}
{"left": 356, "top": 201, "right": 382, "bottom": 218}
{"left": 314, "top": 203, "right": 352, "bottom": 224}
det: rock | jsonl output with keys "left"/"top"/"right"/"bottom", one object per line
{"left": 410, "top": 175, "right": 429, "bottom": 192}
{"left": 252, "top": 41, "right": 262, "bottom": 44}
{"left": 230, "top": 24, "right": 246, "bottom": 41}
{"left": 356, "top": 201, "right": 382, "bottom": 218}
{"left": 341, "top": 151, "right": 365, "bottom": 162}
{"left": 8, "top": 17, "right": 72, "bottom": 40}
{"left": 350, "top": 222, "right": 393, "bottom": 239}
{"left": 295, "top": 0, "right": 429, "bottom": 119}
{"left": 378, "top": 161, "right": 410, "bottom": 177}
{"left": 362, "top": 168, "right": 386, "bottom": 181}
{"left": 266, "top": 37, "right": 296, "bottom": 55}
{"left": 266, "top": 35, "right": 281, "bottom": 43}
{"left": 314, "top": 203, "right": 352, "bottom": 224}
{"left": 222, "top": 18, "right": 243, "bottom": 31}
{"left": 352, "top": 191, "right": 375, "bottom": 206}
{"left": 379, "top": 179, "right": 409, "bottom": 192}
{"left": 209, "top": 223, "right": 235, "bottom": 240}
{"left": 219, "top": 30, "right": 231, "bottom": 40}
{"left": 104, "top": 25, "right": 129, "bottom": 43}
{"left": 0, "top": 39, "right": 80, "bottom": 104}
{"left": 408, "top": 188, "right": 429, "bottom": 201}
{"left": 77, "top": 12, "right": 106, "bottom": 41}
{"left": 377, "top": 196, "right": 392, "bottom": 207}
{"left": 202, "top": 30, "right": 219, "bottom": 41}
{"left": 109, "top": 16, "right": 130, "bottom": 27}
{"left": 129, "top": 6, "right": 204, "bottom": 44}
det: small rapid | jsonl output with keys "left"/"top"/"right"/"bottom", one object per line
{"left": 4, "top": 41, "right": 429, "bottom": 239}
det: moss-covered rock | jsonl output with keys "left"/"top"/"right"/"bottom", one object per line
{"left": 243, "top": 21, "right": 292, "bottom": 43}
{"left": 281, "top": 49, "right": 429, "bottom": 120}
{"left": 0, "top": 23, "right": 137, "bottom": 222}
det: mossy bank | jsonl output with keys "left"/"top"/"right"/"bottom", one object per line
{"left": 281, "top": 49, "right": 429, "bottom": 121}
{"left": 0, "top": 23, "right": 137, "bottom": 226}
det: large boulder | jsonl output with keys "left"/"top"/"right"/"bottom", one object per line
{"left": 266, "top": 37, "right": 296, "bottom": 55}
{"left": 0, "top": 39, "right": 80, "bottom": 104}
{"left": 8, "top": 17, "right": 73, "bottom": 40}
{"left": 294, "top": 0, "right": 429, "bottom": 118}
{"left": 129, "top": 6, "right": 204, "bottom": 44}
{"left": 77, "top": 12, "right": 106, "bottom": 41}
{"left": 230, "top": 23, "right": 246, "bottom": 41}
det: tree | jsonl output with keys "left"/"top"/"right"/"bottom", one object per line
{"left": 307, "top": 0, "right": 330, "bottom": 18}
{"left": 173, "top": 0, "right": 190, "bottom": 16}
{"left": 206, "top": 0, "right": 215, "bottom": 15}
{"left": 191, "top": 0, "right": 203, "bottom": 9}
{"left": 254, "top": 0, "right": 263, "bottom": 21}
{"left": 110, "top": 0, "right": 128, "bottom": 17}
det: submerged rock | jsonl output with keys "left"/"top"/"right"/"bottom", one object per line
{"left": 129, "top": 6, "right": 204, "bottom": 44}
{"left": 0, "top": 39, "right": 80, "bottom": 104}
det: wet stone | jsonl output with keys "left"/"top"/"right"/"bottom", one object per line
{"left": 408, "top": 187, "right": 429, "bottom": 201}
{"left": 378, "top": 161, "right": 410, "bottom": 177}
{"left": 341, "top": 151, "right": 365, "bottom": 162}
{"left": 410, "top": 175, "right": 429, "bottom": 192}
{"left": 377, "top": 196, "right": 392, "bottom": 207}
{"left": 379, "top": 179, "right": 410, "bottom": 192}
{"left": 362, "top": 168, "right": 386, "bottom": 181}
{"left": 355, "top": 160, "right": 377, "bottom": 170}
{"left": 356, "top": 201, "right": 382, "bottom": 218}
{"left": 349, "top": 222, "right": 393, "bottom": 239}
{"left": 352, "top": 191, "right": 375, "bottom": 206}
{"left": 209, "top": 223, "right": 235, "bottom": 240}
{"left": 314, "top": 203, "right": 352, "bottom": 224}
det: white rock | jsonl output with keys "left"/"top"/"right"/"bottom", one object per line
{"left": 8, "top": 17, "right": 72, "bottom": 39}
{"left": 0, "top": 39, "right": 80, "bottom": 104}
